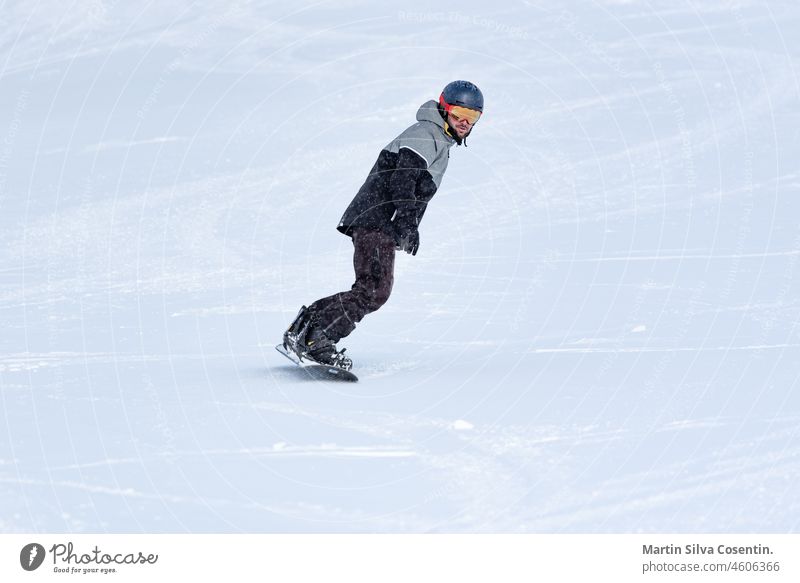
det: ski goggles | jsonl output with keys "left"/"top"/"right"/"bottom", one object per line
{"left": 439, "top": 98, "right": 482, "bottom": 124}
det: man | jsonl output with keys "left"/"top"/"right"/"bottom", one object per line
{"left": 282, "top": 80, "right": 484, "bottom": 370}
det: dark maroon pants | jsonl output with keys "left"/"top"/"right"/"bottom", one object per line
{"left": 309, "top": 228, "right": 396, "bottom": 342}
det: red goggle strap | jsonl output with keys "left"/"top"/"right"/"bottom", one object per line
{"left": 439, "top": 93, "right": 450, "bottom": 112}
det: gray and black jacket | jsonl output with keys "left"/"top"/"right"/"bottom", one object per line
{"left": 337, "top": 100, "right": 456, "bottom": 240}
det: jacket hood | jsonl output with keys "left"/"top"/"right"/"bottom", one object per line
{"left": 416, "top": 100, "right": 454, "bottom": 142}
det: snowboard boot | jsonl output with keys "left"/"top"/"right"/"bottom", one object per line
{"left": 283, "top": 306, "right": 353, "bottom": 370}
{"left": 303, "top": 326, "right": 353, "bottom": 371}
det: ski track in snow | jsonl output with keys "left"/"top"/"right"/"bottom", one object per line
{"left": 1, "top": 0, "right": 799, "bottom": 532}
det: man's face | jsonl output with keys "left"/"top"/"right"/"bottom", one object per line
{"left": 447, "top": 111, "right": 476, "bottom": 139}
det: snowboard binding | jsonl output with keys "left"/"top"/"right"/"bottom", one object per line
{"left": 283, "top": 306, "right": 353, "bottom": 371}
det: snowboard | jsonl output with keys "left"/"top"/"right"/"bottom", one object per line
{"left": 275, "top": 343, "right": 359, "bottom": 382}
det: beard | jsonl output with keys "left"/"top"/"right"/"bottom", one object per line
{"left": 438, "top": 104, "right": 472, "bottom": 145}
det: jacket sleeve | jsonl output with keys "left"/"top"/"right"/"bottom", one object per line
{"left": 389, "top": 147, "right": 433, "bottom": 229}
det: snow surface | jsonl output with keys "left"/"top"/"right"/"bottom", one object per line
{"left": 1, "top": 0, "right": 799, "bottom": 533}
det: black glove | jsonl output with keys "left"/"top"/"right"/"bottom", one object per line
{"left": 397, "top": 228, "right": 420, "bottom": 256}
{"left": 394, "top": 213, "right": 420, "bottom": 256}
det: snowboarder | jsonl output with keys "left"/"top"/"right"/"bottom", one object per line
{"left": 282, "top": 80, "right": 484, "bottom": 371}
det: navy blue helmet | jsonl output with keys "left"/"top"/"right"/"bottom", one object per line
{"left": 439, "top": 80, "right": 484, "bottom": 113}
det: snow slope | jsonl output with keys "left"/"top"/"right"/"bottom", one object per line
{"left": 1, "top": 0, "right": 799, "bottom": 532}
